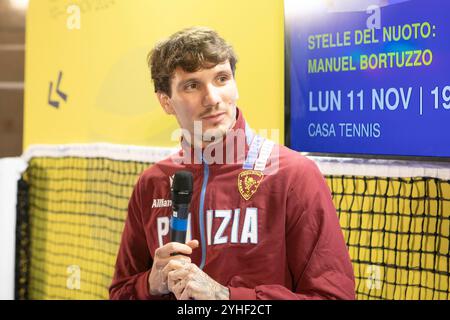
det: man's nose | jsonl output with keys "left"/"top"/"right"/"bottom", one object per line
{"left": 202, "top": 84, "right": 221, "bottom": 108}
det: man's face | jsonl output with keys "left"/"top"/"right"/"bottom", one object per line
{"left": 158, "top": 61, "right": 239, "bottom": 146}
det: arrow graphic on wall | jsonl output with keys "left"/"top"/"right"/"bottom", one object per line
{"left": 48, "top": 71, "right": 68, "bottom": 108}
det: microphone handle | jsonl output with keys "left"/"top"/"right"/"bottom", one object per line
{"left": 170, "top": 228, "right": 187, "bottom": 243}
{"left": 170, "top": 203, "right": 189, "bottom": 243}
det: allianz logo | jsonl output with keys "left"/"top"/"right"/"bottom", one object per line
{"left": 152, "top": 199, "right": 172, "bottom": 208}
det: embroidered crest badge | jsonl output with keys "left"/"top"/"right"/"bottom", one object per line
{"left": 238, "top": 170, "right": 264, "bottom": 201}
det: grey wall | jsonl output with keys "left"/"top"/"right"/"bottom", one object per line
{"left": 0, "top": 0, "right": 26, "bottom": 157}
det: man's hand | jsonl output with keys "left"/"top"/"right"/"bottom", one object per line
{"left": 167, "top": 262, "right": 230, "bottom": 300}
{"left": 148, "top": 240, "right": 199, "bottom": 296}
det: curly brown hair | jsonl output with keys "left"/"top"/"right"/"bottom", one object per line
{"left": 148, "top": 26, "right": 238, "bottom": 97}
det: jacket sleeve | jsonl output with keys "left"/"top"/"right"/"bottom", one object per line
{"left": 109, "top": 175, "right": 173, "bottom": 300}
{"left": 228, "top": 158, "right": 355, "bottom": 300}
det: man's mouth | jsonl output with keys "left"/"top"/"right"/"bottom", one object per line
{"left": 201, "top": 112, "right": 226, "bottom": 121}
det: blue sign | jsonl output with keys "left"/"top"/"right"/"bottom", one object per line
{"left": 286, "top": 0, "right": 450, "bottom": 157}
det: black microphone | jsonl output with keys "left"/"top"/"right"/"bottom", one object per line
{"left": 170, "top": 170, "right": 193, "bottom": 244}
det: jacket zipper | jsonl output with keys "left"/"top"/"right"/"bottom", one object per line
{"left": 198, "top": 161, "right": 209, "bottom": 270}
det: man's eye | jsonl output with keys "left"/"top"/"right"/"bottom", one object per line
{"left": 185, "top": 83, "right": 197, "bottom": 90}
{"left": 218, "top": 76, "right": 229, "bottom": 83}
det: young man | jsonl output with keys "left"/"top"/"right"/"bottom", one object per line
{"left": 109, "top": 27, "right": 355, "bottom": 300}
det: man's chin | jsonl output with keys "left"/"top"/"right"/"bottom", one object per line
{"left": 201, "top": 127, "right": 227, "bottom": 143}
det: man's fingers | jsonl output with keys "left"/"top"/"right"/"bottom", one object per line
{"left": 179, "top": 282, "right": 191, "bottom": 300}
{"left": 179, "top": 281, "right": 198, "bottom": 300}
{"left": 161, "top": 259, "right": 191, "bottom": 280}
{"left": 154, "top": 254, "right": 191, "bottom": 270}
{"left": 155, "top": 242, "right": 195, "bottom": 259}
{"left": 169, "top": 277, "right": 186, "bottom": 296}
{"left": 167, "top": 266, "right": 191, "bottom": 283}
{"left": 186, "top": 239, "right": 199, "bottom": 249}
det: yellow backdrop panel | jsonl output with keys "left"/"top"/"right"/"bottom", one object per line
{"left": 23, "top": 0, "right": 284, "bottom": 149}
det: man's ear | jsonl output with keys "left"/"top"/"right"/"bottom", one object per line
{"left": 156, "top": 92, "right": 174, "bottom": 114}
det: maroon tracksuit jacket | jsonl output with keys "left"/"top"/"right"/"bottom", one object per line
{"left": 109, "top": 108, "right": 355, "bottom": 300}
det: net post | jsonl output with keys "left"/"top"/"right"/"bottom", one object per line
{"left": 15, "top": 176, "right": 30, "bottom": 300}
